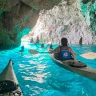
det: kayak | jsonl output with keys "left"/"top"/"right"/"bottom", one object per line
{"left": 50, "top": 53, "right": 96, "bottom": 81}
{"left": 0, "top": 59, "right": 23, "bottom": 96}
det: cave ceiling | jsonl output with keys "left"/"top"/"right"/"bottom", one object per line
{"left": 0, "top": 0, "right": 62, "bottom": 13}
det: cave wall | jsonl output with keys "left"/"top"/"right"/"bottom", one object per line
{"left": 0, "top": 0, "right": 96, "bottom": 49}
{"left": 0, "top": 1, "right": 39, "bottom": 49}
{"left": 0, "top": 0, "right": 62, "bottom": 49}
{"left": 29, "top": 0, "right": 96, "bottom": 44}
{"left": 80, "top": 0, "right": 96, "bottom": 44}
{"left": 81, "top": 0, "right": 96, "bottom": 33}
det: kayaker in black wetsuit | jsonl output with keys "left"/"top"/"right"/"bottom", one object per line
{"left": 49, "top": 38, "right": 76, "bottom": 60}
{"left": 41, "top": 44, "right": 44, "bottom": 48}
{"left": 49, "top": 44, "right": 53, "bottom": 49}
{"left": 19, "top": 46, "right": 24, "bottom": 54}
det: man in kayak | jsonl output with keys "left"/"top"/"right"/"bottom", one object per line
{"left": 49, "top": 38, "right": 76, "bottom": 60}
{"left": 49, "top": 43, "right": 53, "bottom": 49}
{"left": 19, "top": 46, "right": 24, "bottom": 54}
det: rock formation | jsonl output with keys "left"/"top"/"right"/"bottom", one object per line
{"left": 0, "top": 0, "right": 96, "bottom": 49}
{"left": 29, "top": 0, "right": 96, "bottom": 44}
{"left": 0, "top": 0, "right": 61, "bottom": 49}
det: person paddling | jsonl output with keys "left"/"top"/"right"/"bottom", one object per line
{"left": 49, "top": 44, "right": 53, "bottom": 49}
{"left": 41, "top": 44, "right": 44, "bottom": 48}
{"left": 19, "top": 46, "right": 24, "bottom": 54}
{"left": 49, "top": 38, "right": 76, "bottom": 60}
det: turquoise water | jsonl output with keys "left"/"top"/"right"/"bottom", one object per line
{"left": 0, "top": 43, "right": 96, "bottom": 96}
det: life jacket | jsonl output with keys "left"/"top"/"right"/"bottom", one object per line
{"left": 59, "top": 46, "right": 72, "bottom": 60}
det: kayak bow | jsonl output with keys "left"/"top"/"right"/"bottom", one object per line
{"left": 0, "top": 59, "right": 23, "bottom": 96}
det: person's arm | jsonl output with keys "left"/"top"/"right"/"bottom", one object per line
{"left": 49, "top": 46, "right": 60, "bottom": 53}
{"left": 69, "top": 47, "right": 76, "bottom": 57}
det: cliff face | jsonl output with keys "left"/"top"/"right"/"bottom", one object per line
{"left": 29, "top": 0, "right": 96, "bottom": 44}
{"left": 0, "top": 0, "right": 96, "bottom": 49}
{"left": 0, "top": 0, "right": 61, "bottom": 49}
{"left": 81, "top": 0, "right": 96, "bottom": 43}
{"left": 0, "top": 0, "right": 60, "bottom": 49}
{"left": 0, "top": 1, "right": 37, "bottom": 48}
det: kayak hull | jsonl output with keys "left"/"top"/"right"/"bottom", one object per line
{"left": 50, "top": 53, "right": 96, "bottom": 81}
{"left": 0, "top": 59, "right": 23, "bottom": 96}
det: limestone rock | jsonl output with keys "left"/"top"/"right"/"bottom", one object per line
{"left": 0, "top": 0, "right": 96, "bottom": 49}
{"left": 29, "top": 0, "right": 96, "bottom": 44}
{"left": 0, "top": 0, "right": 62, "bottom": 49}
{"left": 0, "top": 1, "right": 39, "bottom": 49}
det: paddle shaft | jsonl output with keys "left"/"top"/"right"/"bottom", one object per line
{"left": 28, "top": 49, "right": 96, "bottom": 59}
{"left": 34, "top": 43, "right": 39, "bottom": 48}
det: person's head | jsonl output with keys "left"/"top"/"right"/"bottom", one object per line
{"left": 61, "top": 38, "right": 68, "bottom": 46}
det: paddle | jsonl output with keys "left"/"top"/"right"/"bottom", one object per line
{"left": 80, "top": 52, "right": 96, "bottom": 59}
{"left": 33, "top": 43, "right": 45, "bottom": 48}
{"left": 33, "top": 43, "right": 40, "bottom": 48}
{"left": 28, "top": 49, "right": 50, "bottom": 55}
{"left": 28, "top": 49, "right": 96, "bottom": 59}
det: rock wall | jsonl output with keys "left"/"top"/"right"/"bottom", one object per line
{"left": 80, "top": 0, "right": 96, "bottom": 44}
{"left": 29, "top": 0, "right": 96, "bottom": 44}
{"left": 81, "top": 0, "right": 96, "bottom": 31}
{"left": 0, "top": 1, "right": 39, "bottom": 49}
{"left": 0, "top": 0, "right": 96, "bottom": 49}
{"left": 0, "top": 0, "right": 62, "bottom": 49}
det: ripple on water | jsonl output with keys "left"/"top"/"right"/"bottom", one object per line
{"left": 0, "top": 45, "right": 96, "bottom": 96}
{"left": 41, "top": 90, "right": 65, "bottom": 96}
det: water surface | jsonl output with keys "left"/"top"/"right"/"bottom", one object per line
{"left": 0, "top": 44, "right": 96, "bottom": 96}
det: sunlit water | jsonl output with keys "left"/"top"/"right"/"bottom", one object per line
{"left": 0, "top": 42, "right": 96, "bottom": 96}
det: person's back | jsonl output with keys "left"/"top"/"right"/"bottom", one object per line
{"left": 50, "top": 38, "right": 76, "bottom": 60}
{"left": 59, "top": 46, "right": 72, "bottom": 60}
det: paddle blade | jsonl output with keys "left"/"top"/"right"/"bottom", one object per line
{"left": 28, "top": 49, "right": 39, "bottom": 54}
{"left": 80, "top": 52, "right": 96, "bottom": 59}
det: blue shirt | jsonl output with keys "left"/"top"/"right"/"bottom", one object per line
{"left": 59, "top": 46, "right": 72, "bottom": 59}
